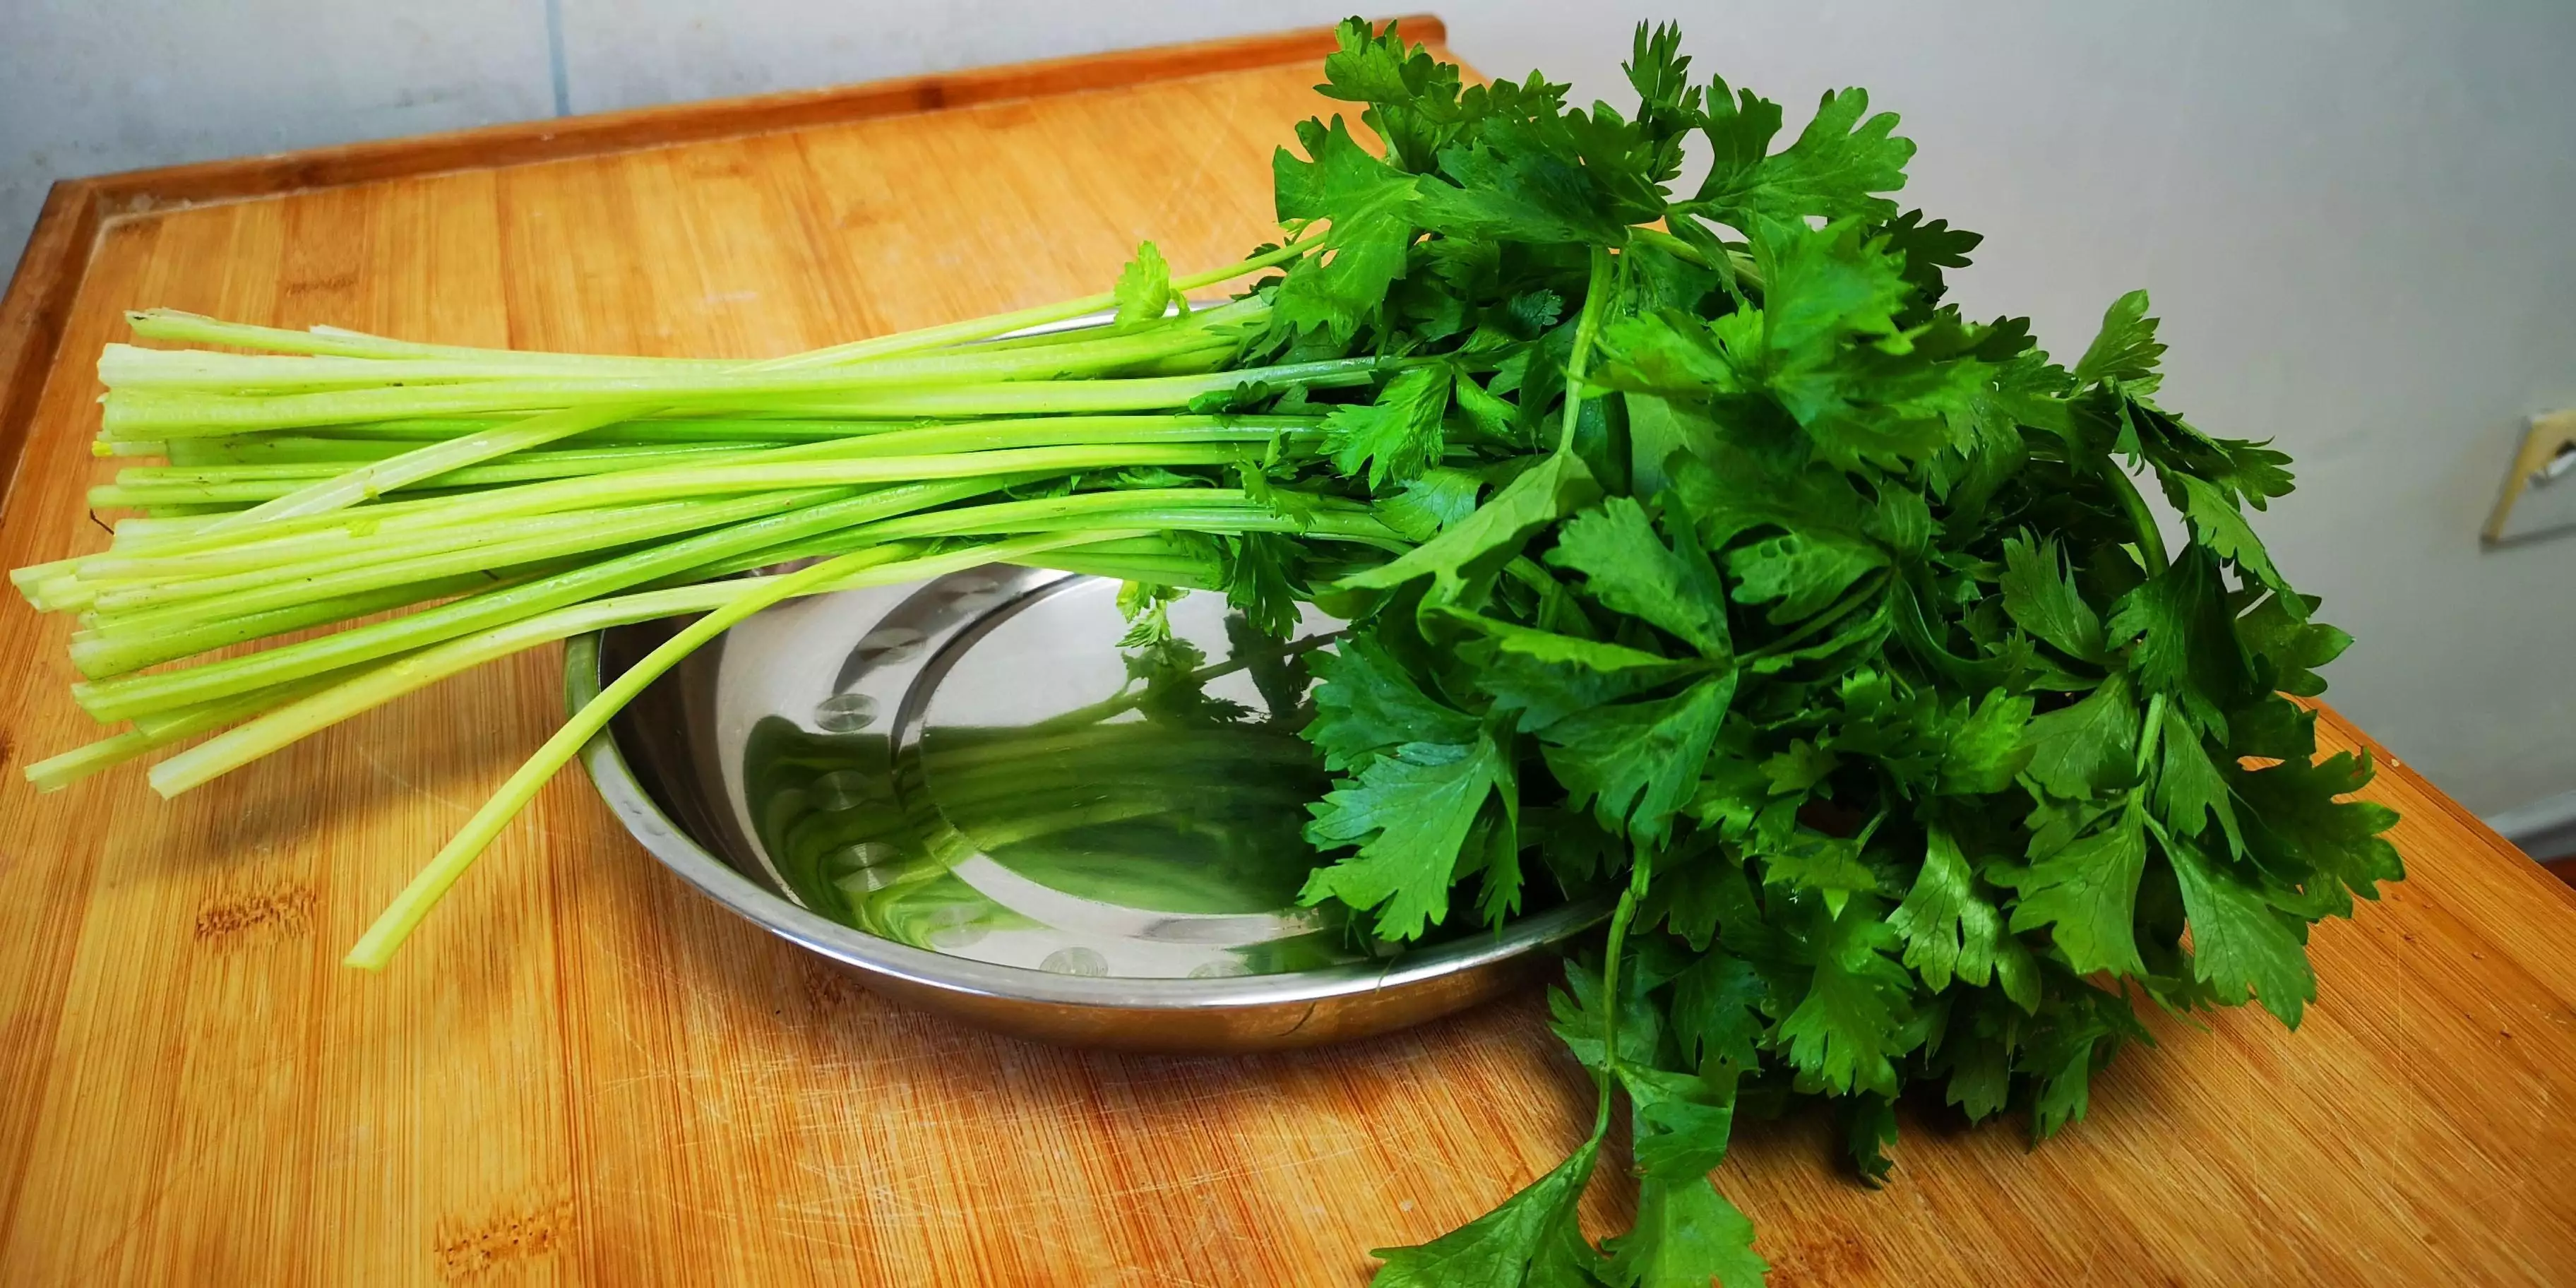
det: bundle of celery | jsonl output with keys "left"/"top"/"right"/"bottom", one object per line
{"left": 17, "top": 236, "right": 1419, "bottom": 961}
{"left": 15, "top": 18, "right": 2407, "bottom": 1287}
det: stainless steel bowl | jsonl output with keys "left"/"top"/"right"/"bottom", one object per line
{"left": 568, "top": 566, "right": 1605, "bottom": 1053}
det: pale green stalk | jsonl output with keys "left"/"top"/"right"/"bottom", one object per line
{"left": 76, "top": 500, "right": 715, "bottom": 583}
{"left": 103, "top": 306, "right": 1253, "bottom": 434}
{"left": 143, "top": 417, "right": 886, "bottom": 447}
{"left": 122, "top": 309, "right": 716, "bottom": 362}
{"left": 119, "top": 281, "right": 1267, "bottom": 530}
{"left": 852, "top": 488, "right": 1402, "bottom": 549}
{"left": 122, "top": 488, "right": 1382, "bottom": 781}
{"left": 117, "top": 237, "right": 1301, "bottom": 368}
{"left": 80, "top": 431, "right": 986, "bottom": 573}
{"left": 97, "top": 345, "right": 740, "bottom": 390}
{"left": 83, "top": 443, "right": 1266, "bottom": 628}
{"left": 1592, "top": 852, "right": 1657, "bottom": 1134}
{"left": 124, "top": 440, "right": 755, "bottom": 489}
{"left": 69, "top": 482, "right": 1001, "bottom": 720}
{"left": 86, "top": 491, "right": 559, "bottom": 566}
{"left": 17, "top": 573, "right": 89, "bottom": 613}
{"left": 80, "top": 490, "right": 811, "bottom": 623}
{"left": 96, "top": 432, "right": 1302, "bottom": 566}
{"left": 97, "top": 296, "right": 1265, "bottom": 395}
{"left": 1558, "top": 245, "right": 1619, "bottom": 455}
{"left": 68, "top": 567, "right": 563, "bottom": 679}
{"left": 101, "top": 415, "right": 1305, "bottom": 528}
{"left": 191, "top": 403, "right": 652, "bottom": 532}
{"left": 753, "top": 238, "right": 1306, "bottom": 370}
{"left": 335, "top": 527, "right": 1145, "bottom": 970}
{"left": 164, "top": 436, "right": 412, "bottom": 465}
{"left": 148, "top": 542, "right": 925, "bottom": 796}
{"left": 110, "top": 515, "right": 227, "bottom": 543}
{"left": 85, "top": 449, "right": 846, "bottom": 566}
{"left": 102, "top": 357, "right": 1378, "bottom": 438}
{"left": 24, "top": 672, "right": 348, "bottom": 792}
{"left": 645, "top": 488, "right": 1393, "bottom": 586}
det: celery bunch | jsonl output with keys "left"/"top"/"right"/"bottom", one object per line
{"left": 15, "top": 238, "right": 1407, "bottom": 965}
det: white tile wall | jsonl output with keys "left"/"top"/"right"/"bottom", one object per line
{"left": 1, "top": 0, "right": 556, "bottom": 255}
{"left": 1441, "top": 0, "right": 2576, "bottom": 819}
{"left": 549, "top": 0, "right": 1356, "bottom": 114}
{"left": 4, "top": 1, "right": 2573, "bottom": 821}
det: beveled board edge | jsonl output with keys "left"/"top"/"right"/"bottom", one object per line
{"left": 0, "top": 13, "right": 1449, "bottom": 518}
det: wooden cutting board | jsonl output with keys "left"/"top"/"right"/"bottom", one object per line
{"left": 4, "top": 18, "right": 2574, "bottom": 1286}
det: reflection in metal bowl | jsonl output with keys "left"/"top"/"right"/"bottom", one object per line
{"left": 570, "top": 566, "right": 1606, "bottom": 1053}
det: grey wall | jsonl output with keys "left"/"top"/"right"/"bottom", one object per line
{"left": 6, "top": 2, "right": 2574, "bottom": 824}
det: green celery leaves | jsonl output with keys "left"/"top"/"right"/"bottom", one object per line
{"left": 1255, "top": 19, "right": 2392, "bottom": 1287}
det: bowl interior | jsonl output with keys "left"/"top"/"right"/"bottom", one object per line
{"left": 575, "top": 568, "right": 1604, "bottom": 1021}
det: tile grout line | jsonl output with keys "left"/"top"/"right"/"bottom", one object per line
{"left": 543, "top": 0, "right": 573, "bottom": 117}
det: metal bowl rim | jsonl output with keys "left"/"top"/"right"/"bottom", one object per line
{"left": 566, "top": 631, "right": 1605, "bottom": 1013}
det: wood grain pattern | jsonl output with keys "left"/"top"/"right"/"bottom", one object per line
{"left": 4, "top": 23, "right": 2575, "bottom": 1287}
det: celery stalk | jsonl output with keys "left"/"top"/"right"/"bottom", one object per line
{"left": 101, "top": 357, "right": 1381, "bottom": 438}
{"left": 335, "top": 527, "right": 1148, "bottom": 969}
